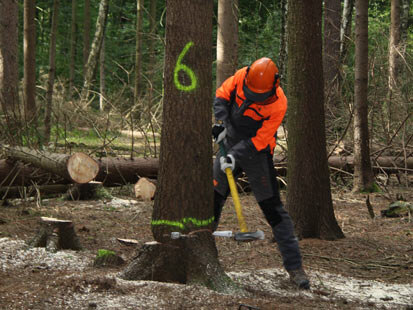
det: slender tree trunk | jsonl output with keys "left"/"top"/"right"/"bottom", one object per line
{"left": 69, "top": 0, "right": 77, "bottom": 99}
{"left": 340, "top": 0, "right": 355, "bottom": 63}
{"left": 134, "top": 0, "right": 144, "bottom": 104}
{"left": 147, "top": 0, "right": 157, "bottom": 90}
{"left": 99, "top": 37, "right": 105, "bottom": 111}
{"left": 23, "top": 0, "right": 37, "bottom": 124}
{"left": 216, "top": 0, "right": 238, "bottom": 88}
{"left": 80, "top": 0, "right": 109, "bottom": 107}
{"left": 278, "top": 0, "right": 288, "bottom": 79}
{"left": 388, "top": 0, "right": 401, "bottom": 93}
{"left": 353, "top": 0, "right": 374, "bottom": 192}
{"left": 44, "top": 0, "right": 60, "bottom": 144}
{"left": 83, "top": 0, "right": 91, "bottom": 75}
{"left": 0, "top": 0, "right": 20, "bottom": 141}
{"left": 121, "top": 0, "right": 236, "bottom": 292}
{"left": 286, "top": 0, "right": 344, "bottom": 240}
{"left": 323, "top": 0, "right": 342, "bottom": 110}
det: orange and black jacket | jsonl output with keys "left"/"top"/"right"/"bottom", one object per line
{"left": 214, "top": 67, "right": 287, "bottom": 160}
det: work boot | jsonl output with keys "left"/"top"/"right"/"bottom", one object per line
{"left": 288, "top": 268, "right": 310, "bottom": 289}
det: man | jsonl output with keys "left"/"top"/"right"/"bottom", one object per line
{"left": 212, "top": 57, "right": 310, "bottom": 289}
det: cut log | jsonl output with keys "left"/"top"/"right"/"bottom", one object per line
{"left": 0, "top": 184, "right": 71, "bottom": 199}
{"left": 1, "top": 146, "right": 98, "bottom": 184}
{"left": 1, "top": 154, "right": 411, "bottom": 188}
{"left": 95, "top": 157, "right": 158, "bottom": 185}
{"left": 134, "top": 177, "right": 156, "bottom": 201}
{"left": 28, "top": 216, "right": 81, "bottom": 252}
{"left": 0, "top": 159, "right": 68, "bottom": 187}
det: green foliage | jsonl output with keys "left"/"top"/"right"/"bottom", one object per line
{"left": 97, "top": 249, "right": 115, "bottom": 258}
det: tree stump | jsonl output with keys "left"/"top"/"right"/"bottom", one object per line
{"left": 28, "top": 217, "right": 81, "bottom": 252}
{"left": 65, "top": 181, "right": 106, "bottom": 200}
{"left": 119, "top": 230, "right": 239, "bottom": 292}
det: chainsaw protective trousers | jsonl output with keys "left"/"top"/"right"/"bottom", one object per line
{"left": 271, "top": 203, "right": 303, "bottom": 271}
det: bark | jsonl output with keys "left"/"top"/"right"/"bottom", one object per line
{"left": 1, "top": 146, "right": 99, "bottom": 184}
{"left": 0, "top": 0, "right": 20, "bottom": 139}
{"left": 95, "top": 157, "right": 158, "bottom": 185}
{"left": 120, "top": 231, "right": 236, "bottom": 292}
{"left": 134, "top": 0, "right": 144, "bottom": 102}
{"left": 23, "top": 0, "right": 37, "bottom": 123}
{"left": 340, "top": 0, "right": 355, "bottom": 62}
{"left": 216, "top": 0, "right": 238, "bottom": 88}
{"left": 28, "top": 217, "right": 81, "bottom": 252}
{"left": 122, "top": 0, "right": 235, "bottom": 292}
{"left": 0, "top": 159, "right": 68, "bottom": 187}
{"left": 388, "top": 0, "right": 401, "bottom": 92}
{"left": 83, "top": 0, "right": 91, "bottom": 73}
{"left": 99, "top": 37, "right": 106, "bottom": 111}
{"left": 278, "top": 0, "right": 288, "bottom": 78}
{"left": 353, "top": 0, "right": 374, "bottom": 192}
{"left": 147, "top": 0, "right": 157, "bottom": 88}
{"left": 323, "top": 0, "right": 342, "bottom": 110}
{"left": 80, "top": 0, "right": 109, "bottom": 107}
{"left": 69, "top": 0, "right": 77, "bottom": 98}
{"left": 44, "top": 0, "right": 60, "bottom": 144}
{"left": 286, "top": 0, "right": 344, "bottom": 240}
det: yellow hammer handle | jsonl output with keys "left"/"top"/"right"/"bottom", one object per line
{"left": 225, "top": 167, "right": 248, "bottom": 233}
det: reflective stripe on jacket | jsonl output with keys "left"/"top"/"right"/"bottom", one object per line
{"left": 214, "top": 67, "right": 287, "bottom": 159}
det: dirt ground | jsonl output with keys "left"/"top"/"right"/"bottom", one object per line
{"left": 0, "top": 182, "right": 412, "bottom": 309}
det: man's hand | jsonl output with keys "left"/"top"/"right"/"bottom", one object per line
{"left": 212, "top": 124, "right": 227, "bottom": 143}
{"left": 220, "top": 154, "right": 235, "bottom": 172}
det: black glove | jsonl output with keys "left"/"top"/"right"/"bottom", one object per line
{"left": 212, "top": 123, "right": 227, "bottom": 143}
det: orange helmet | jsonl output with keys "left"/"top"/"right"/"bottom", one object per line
{"left": 243, "top": 57, "right": 279, "bottom": 102}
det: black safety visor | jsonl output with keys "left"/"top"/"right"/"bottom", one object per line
{"left": 243, "top": 82, "right": 275, "bottom": 103}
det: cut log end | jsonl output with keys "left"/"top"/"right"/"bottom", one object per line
{"left": 67, "top": 153, "right": 99, "bottom": 184}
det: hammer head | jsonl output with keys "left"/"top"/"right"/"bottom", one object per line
{"left": 234, "top": 230, "right": 265, "bottom": 242}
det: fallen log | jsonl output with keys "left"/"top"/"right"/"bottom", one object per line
{"left": 0, "top": 184, "right": 71, "bottom": 199}
{"left": 1, "top": 153, "right": 411, "bottom": 188}
{"left": 0, "top": 159, "right": 68, "bottom": 187}
{"left": 95, "top": 157, "right": 158, "bottom": 185}
{"left": 1, "top": 146, "right": 99, "bottom": 184}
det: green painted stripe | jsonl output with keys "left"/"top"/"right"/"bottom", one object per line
{"left": 151, "top": 216, "right": 215, "bottom": 229}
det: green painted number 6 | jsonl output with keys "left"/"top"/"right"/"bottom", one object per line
{"left": 174, "top": 41, "right": 197, "bottom": 92}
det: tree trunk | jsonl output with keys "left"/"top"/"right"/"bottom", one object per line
{"left": 216, "top": 0, "right": 238, "bottom": 88}
{"left": 83, "top": 0, "right": 91, "bottom": 74}
{"left": 278, "top": 0, "right": 288, "bottom": 78}
{"left": 134, "top": 0, "right": 144, "bottom": 103}
{"left": 0, "top": 0, "right": 20, "bottom": 141}
{"left": 323, "top": 0, "right": 342, "bottom": 110}
{"left": 388, "top": 0, "right": 401, "bottom": 93}
{"left": 340, "top": 0, "right": 355, "bottom": 62}
{"left": 99, "top": 37, "right": 106, "bottom": 111}
{"left": 121, "top": 0, "right": 235, "bottom": 292}
{"left": 147, "top": 0, "right": 157, "bottom": 89}
{"left": 80, "top": 0, "right": 109, "bottom": 107}
{"left": 286, "top": 0, "right": 344, "bottom": 240}
{"left": 2, "top": 146, "right": 99, "bottom": 184}
{"left": 69, "top": 0, "right": 77, "bottom": 99}
{"left": 353, "top": 0, "right": 374, "bottom": 192}
{"left": 44, "top": 0, "right": 60, "bottom": 144}
{"left": 23, "top": 0, "right": 37, "bottom": 123}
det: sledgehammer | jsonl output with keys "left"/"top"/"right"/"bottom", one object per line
{"left": 219, "top": 142, "right": 265, "bottom": 242}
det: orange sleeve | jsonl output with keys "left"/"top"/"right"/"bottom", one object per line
{"left": 251, "top": 88, "right": 287, "bottom": 152}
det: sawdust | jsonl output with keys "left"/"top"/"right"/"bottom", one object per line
{"left": 0, "top": 186, "right": 412, "bottom": 309}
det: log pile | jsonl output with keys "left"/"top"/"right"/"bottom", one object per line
{"left": 0, "top": 144, "right": 411, "bottom": 200}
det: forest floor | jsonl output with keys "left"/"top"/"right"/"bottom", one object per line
{"left": 0, "top": 182, "right": 412, "bottom": 310}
